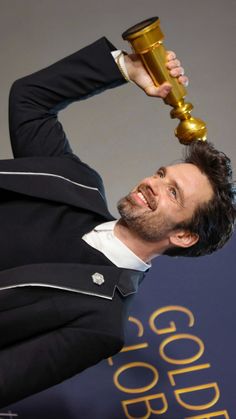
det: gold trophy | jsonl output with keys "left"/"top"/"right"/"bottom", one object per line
{"left": 122, "top": 17, "right": 207, "bottom": 144}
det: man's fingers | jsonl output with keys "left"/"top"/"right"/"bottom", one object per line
{"left": 144, "top": 75, "right": 188, "bottom": 97}
{"left": 170, "top": 66, "right": 185, "bottom": 77}
{"left": 166, "top": 59, "right": 181, "bottom": 70}
{"left": 165, "top": 51, "right": 189, "bottom": 87}
{"left": 166, "top": 51, "right": 176, "bottom": 60}
{"left": 144, "top": 82, "right": 172, "bottom": 98}
{"left": 156, "top": 82, "right": 172, "bottom": 98}
{"left": 178, "top": 75, "right": 189, "bottom": 87}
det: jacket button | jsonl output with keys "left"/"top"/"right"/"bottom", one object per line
{"left": 92, "top": 272, "right": 105, "bottom": 286}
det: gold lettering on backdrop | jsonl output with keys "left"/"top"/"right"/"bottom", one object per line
{"left": 113, "top": 362, "right": 159, "bottom": 394}
{"left": 107, "top": 316, "right": 147, "bottom": 366}
{"left": 185, "top": 410, "right": 230, "bottom": 418}
{"left": 168, "top": 364, "right": 211, "bottom": 386}
{"left": 121, "top": 343, "right": 149, "bottom": 353}
{"left": 175, "top": 383, "right": 220, "bottom": 411}
{"left": 108, "top": 343, "right": 149, "bottom": 367}
{"left": 149, "top": 306, "right": 195, "bottom": 335}
{"left": 122, "top": 393, "right": 168, "bottom": 418}
{"left": 107, "top": 307, "right": 230, "bottom": 417}
{"left": 159, "top": 333, "right": 204, "bottom": 365}
{"left": 128, "top": 316, "right": 145, "bottom": 337}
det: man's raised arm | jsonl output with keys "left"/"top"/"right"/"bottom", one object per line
{"left": 9, "top": 37, "right": 126, "bottom": 159}
{"left": 9, "top": 36, "right": 188, "bottom": 159}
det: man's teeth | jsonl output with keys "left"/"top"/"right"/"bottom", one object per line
{"left": 137, "top": 191, "right": 148, "bottom": 205}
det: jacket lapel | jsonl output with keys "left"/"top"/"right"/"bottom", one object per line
{"left": 0, "top": 263, "right": 145, "bottom": 300}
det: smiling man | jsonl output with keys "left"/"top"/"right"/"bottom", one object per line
{"left": 115, "top": 140, "right": 235, "bottom": 262}
{"left": 0, "top": 36, "right": 235, "bottom": 407}
{"left": 115, "top": 162, "right": 214, "bottom": 260}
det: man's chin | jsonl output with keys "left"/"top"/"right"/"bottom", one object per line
{"left": 117, "top": 199, "right": 144, "bottom": 222}
{"left": 117, "top": 196, "right": 132, "bottom": 216}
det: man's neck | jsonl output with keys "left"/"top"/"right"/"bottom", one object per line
{"left": 114, "top": 219, "right": 169, "bottom": 263}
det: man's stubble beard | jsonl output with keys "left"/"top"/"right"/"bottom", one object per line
{"left": 117, "top": 194, "right": 176, "bottom": 243}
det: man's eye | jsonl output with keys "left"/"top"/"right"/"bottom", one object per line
{"left": 169, "top": 187, "right": 177, "bottom": 199}
{"left": 157, "top": 170, "right": 164, "bottom": 178}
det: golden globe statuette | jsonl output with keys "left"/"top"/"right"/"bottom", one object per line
{"left": 122, "top": 17, "right": 207, "bottom": 144}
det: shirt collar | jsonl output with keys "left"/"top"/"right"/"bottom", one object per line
{"left": 82, "top": 220, "right": 151, "bottom": 272}
{"left": 93, "top": 220, "right": 152, "bottom": 271}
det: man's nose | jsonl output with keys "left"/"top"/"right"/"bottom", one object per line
{"left": 144, "top": 176, "right": 161, "bottom": 196}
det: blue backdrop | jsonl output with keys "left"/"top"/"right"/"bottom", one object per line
{"left": 3, "top": 233, "right": 235, "bottom": 419}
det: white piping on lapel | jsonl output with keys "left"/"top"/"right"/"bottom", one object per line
{"left": 0, "top": 171, "right": 99, "bottom": 191}
{"left": 0, "top": 283, "right": 113, "bottom": 300}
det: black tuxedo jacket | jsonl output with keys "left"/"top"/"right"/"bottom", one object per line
{"left": 0, "top": 37, "right": 146, "bottom": 407}
{"left": 0, "top": 155, "right": 144, "bottom": 300}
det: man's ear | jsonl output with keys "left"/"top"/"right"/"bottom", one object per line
{"left": 169, "top": 230, "right": 199, "bottom": 249}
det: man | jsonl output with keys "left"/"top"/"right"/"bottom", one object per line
{"left": 0, "top": 37, "right": 235, "bottom": 408}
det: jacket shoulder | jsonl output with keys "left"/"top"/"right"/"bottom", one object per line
{"left": 0, "top": 154, "right": 106, "bottom": 198}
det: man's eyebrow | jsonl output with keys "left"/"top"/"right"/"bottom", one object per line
{"left": 165, "top": 167, "right": 185, "bottom": 207}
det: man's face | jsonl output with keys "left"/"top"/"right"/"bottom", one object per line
{"left": 117, "top": 163, "right": 214, "bottom": 243}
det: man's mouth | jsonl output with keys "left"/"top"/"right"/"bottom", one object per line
{"left": 131, "top": 187, "right": 157, "bottom": 211}
{"left": 135, "top": 191, "right": 150, "bottom": 207}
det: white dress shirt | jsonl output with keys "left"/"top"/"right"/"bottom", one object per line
{"left": 82, "top": 221, "right": 151, "bottom": 272}
{"left": 111, "top": 50, "right": 130, "bottom": 81}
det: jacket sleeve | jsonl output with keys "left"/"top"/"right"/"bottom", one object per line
{"left": 9, "top": 37, "right": 127, "bottom": 158}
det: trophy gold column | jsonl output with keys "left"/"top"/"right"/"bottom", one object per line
{"left": 122, "top": 17, "right": 207, "bottom": 145}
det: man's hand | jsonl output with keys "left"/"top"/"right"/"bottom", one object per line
{"left": 124, "top": 51, "right": 189, "bottom": 98}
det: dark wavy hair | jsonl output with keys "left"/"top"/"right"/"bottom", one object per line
{"left": 165, "top": 141, "right": 236, "bottom": 257}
